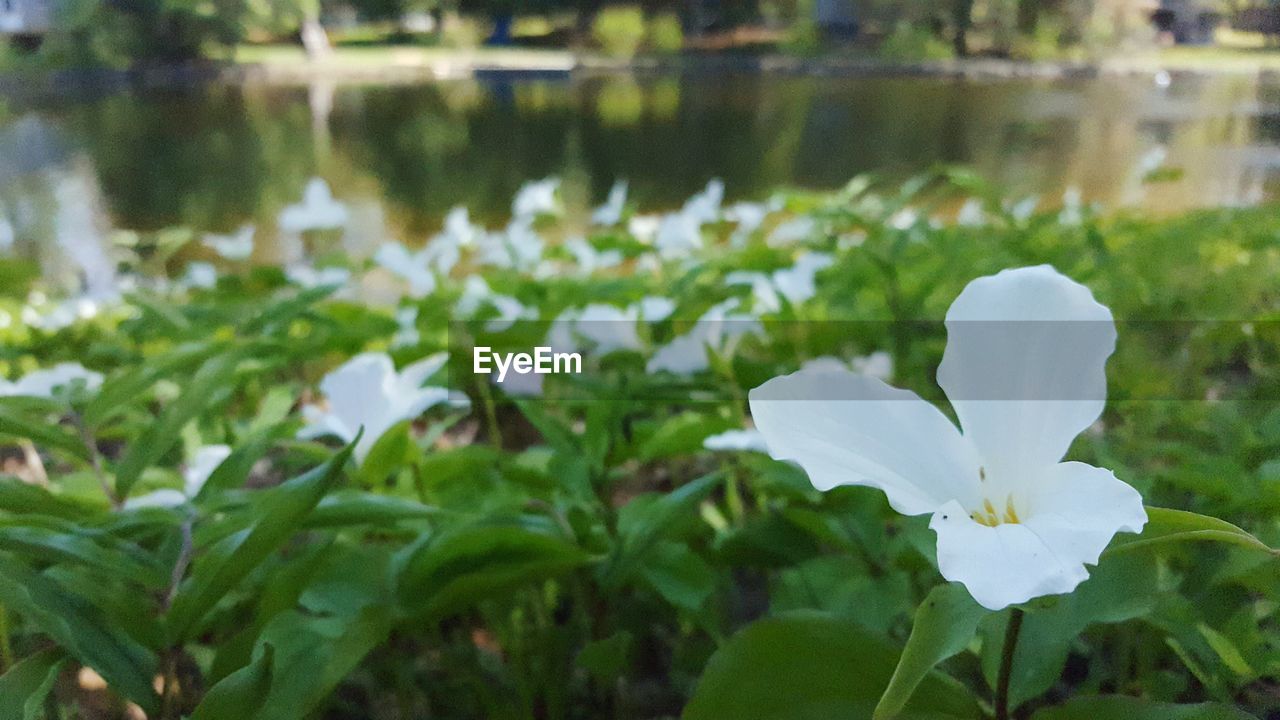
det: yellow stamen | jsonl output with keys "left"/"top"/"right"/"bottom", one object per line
{"left": 1003, "top": 495, "right": 1021, "bottom": 524}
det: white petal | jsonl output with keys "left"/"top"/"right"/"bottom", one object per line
{"left": 703, "top": 429, "right": 769, "bottom": 453}
{"left": 930, "top": 462, "right": 1145, "bottom": 610}
{"left": 124, "top": 489, "right": 189, "bottom": 510}
{"left": 398, "top": 353, "right": 449, "bottom": 390}
{"left": 938, "top": 265, "right": 1115, "bottom": 483}
{"left": 749, "top": 369, "right": 983, "bottom": 516}
{"left": 1021, "top": 461, "right": 1147, "bottom": 567}
{"left": 318, "top": 353, "right": 396, "bottom": 445}
{"left": 184, "top": 445, "right": 232, "bottom": 497}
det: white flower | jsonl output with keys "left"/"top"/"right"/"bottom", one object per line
{"left": 727, "top": 253, "right": 833, "bottom": 314}
{"left": 768, "top": 216, "right": 816, "bottom": 247}
{"left": 513, "top": 178, "right": 561, "bottom": 218}
{"left": 628, "top": 215, "right": 661, "bottom": 243}
{"left": 375, "top": 243, "right": 437, "bottom": 298}
{"left": 545, "top": 297, "right": 672, "bottom": 355}
{"left": 477, "top": 219, "right": 544, "bottom": 269}
{"left": 956, "top": 199, "right": 986, "bottom": 227}
{"left": 703, "top": 428, "right": 769, "bottom": 453}
{"left": 392, "top": 306, "right": 421, "bottom": 348}
{"left": 682, "top": 179, "right": 724, "bottom": 225}
{"left": 182, "top": 262, "right": 219, "bottom": 290}
{"left": 286, "top": 264, "right": 351, "bottom": 290}
{"left": 802, "top": 350, "right": 894, "bottom": 382}
{"left": 889, "top": 208, "right": 919, "bottom": 231}
{"left": 124, "top": 445, "right": 232, "bottom": 510}
{"left": 654, "top": 211, "right": 703, "bottom": 259}
{"left": 647, "top": 299, "right": 761, "bottom": 376}
{"left": 565, "top": 237, "right": 624, "bottom": 275}
{"left": 279, "top": 178, "right": 349, "bottom": 233}
{"left": 298, "top": 352, "right": 460, "bottom": 461}
{"left": 725, "top": 201, "right": 773, "bottom": 246}
{"left": 748, "top": 265, "right": 1147, "bottom": 611}
{"left": 592, "top": 181, "right": 629, "bottom": 226}
{"left": 202, "top": 225, "right": 255, "bottom": 261}
{"left": 1009, "top": 196, "right": 1039, "bottom": 222}
{"left": 0, "top": 363, "right": 103, "bottom": 399}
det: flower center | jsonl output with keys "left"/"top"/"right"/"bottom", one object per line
{"left": 971, "top": 494, "right": 1021, "bottom": 527}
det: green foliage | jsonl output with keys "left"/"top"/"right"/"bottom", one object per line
{"left": 878, "top": 21, "right": 955, "bottom": 62}
{"left": 683, "top": 612, "right": 983, "bottom": 719}
{"left": 646, "top": 12, "right": 684, "bottom": 54}
{"left": 593, "top": 5, "right": 646, "bottom": 58}
{"left": 1, "top": 173, "right": 1279, "bottom": 717}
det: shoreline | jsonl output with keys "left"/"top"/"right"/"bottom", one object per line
{"left": 5, "top": 46, "right": 1280, "bottom": 98}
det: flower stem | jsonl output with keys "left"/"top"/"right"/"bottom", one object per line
{"left": 996, "top": 608, "right": 1025, "bottom": 720}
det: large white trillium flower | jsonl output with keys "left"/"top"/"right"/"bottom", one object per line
{"left": 748, "top": 266, "right": 1147, "bottom": 611}
{"left": 299, "top": 353, "right": 460, "bottom": 461}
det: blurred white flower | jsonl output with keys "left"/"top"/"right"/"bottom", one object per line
{"left": 546, "top": 297, "right": 673, "bottom": 355}
{"left": 703, "top": 428, "right": 768, "bottom": 453}
{"left": 565, "top": 237, "right": 624, "bottom": 275}
{"left": 392, "top": 306, "right": 421, "bottom": 348}
{"left": 682, "top": 179, "right": 724, "bottom": 225}
{"left": 768, "top": 216, "right": 816, "bottom": 246}
{"left": 0, "top": 362, "right": 103, "bottom": 399}
{"left": 725, "top": 201, "right": 773, "bottom": 245}
{"left": 956, "top": 198, "right": 986, "bottom": 227}
{"left": 654, "top": 211, "right": 703, "bottom": 258}
{"left": 592, "top": 181, "right": 629, "bottom": 226}
{"left": 124, "top": 444, "right": 232, "bottom": 510}
{"left": 279, "top": 178, "right": 349, "bottom": 233}
{"left": 749, "top": 265, "right": 1146, "bottom": 611}
{"left": 299, "top": 352, "right": 460, "bottom": 461}
{"left": 802, "top": 350, "right": 894, "bottom": 382}
{"left": 1009, "top": 196, "right": 1039, "bottom": 222}
{"left": 647, "top": 299, "right": 761, "bottom": 376}
{"left": 628, "top": 214, "right": 661, "bottom": 243}
{"left": 513, "top": 178, "right": 561, "bottom": 218}
{"left": 727, "top": 252, "right": 833, "bottom": 313}
{"left": 375, "top": 243, "right": 437, "bottom": 298}
{"left": 202, "top": 225, "right": 255, "bottom": 261}
{"left": 286, "top": 264, "right": 351, "bottom": 290}
{"left": 182, "top": 262, "right": 219, "bottom": 290}
{"left": 477, "top": 219, "right": 545, "bottom": 269}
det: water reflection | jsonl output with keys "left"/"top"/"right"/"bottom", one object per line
{"left": 3, "top": 71, "right": 1280, "bottom": 275}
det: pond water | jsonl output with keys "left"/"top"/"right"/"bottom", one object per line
{"left": 2, "top": 70, "right": 1280, "bottom": 282}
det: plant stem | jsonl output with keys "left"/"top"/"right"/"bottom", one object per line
{"left": 995, "top": 608, "right": 1025, "bottom": 720}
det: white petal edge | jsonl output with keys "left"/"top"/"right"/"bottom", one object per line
{"left": 749, "top": 369, "right": 984, "bottom": 516}
{"left": 938, "top": 265, "right": 1116, "bottom": 482}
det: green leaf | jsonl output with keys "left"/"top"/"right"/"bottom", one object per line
{"left": 683, "top": 612, "right": 981, "bottom": 720}
{"left": 83, "top": 342, "right": 214, "bottom": 426}
{"left": 305, "top": 491, "right": 439, "bottom": 528}
{"left": 638, "top": 540, "right": 715, "bottom": 611}
{"left": 1029, "top": 696, "right": 1258, "bottom": 720}
{"left": 0, "top": 524, "right": 167, "bottom": 587}
{"left": 0, "top": 407, "right": 89, "bottom": 462}
{"left": 875, "top": 583, "right": 987, "bottom": 719}
{"left": 166, "top": 440, "right": 354, "bottom": 641}
{"left": 576, "top": 631, "right": 633, "bottom": 685}
{"left": 603, "top": 472, "right": 721, "bottom": 588}
{"left": 1104, "top": 507, "right": 1277, "bottom": 557}
{"left": 115, "top": 349, "right": 246, "bottom": 498}
{"left": 0, "top": 553, "right": 159, "bottom": 714}
{"left": 0, "top": 476, "right": 96, "bottom": 519}
{"left": 396, "top": 524, "right": 590, "bottom": 621}
{"left": 0, "top": 648, "right": 66, "bottom": 720}
{"left": 357, "top": 421, "right": 413, "bottom": 485}
{"left": 190, "top": 644, "right": 275, "bottom": 720}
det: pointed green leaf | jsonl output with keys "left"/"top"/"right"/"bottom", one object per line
{"left": 1104, "top": 507, "right": 1277, "bottom": 558}
{"left": 190, "top": 644, "right": 275, "bottom": 720}
{"left": 684, "top": 612, "right": 980, "bottom": 720}
{"left": 0, "top": 648, "right": 66, "bottom": 720}
{"left": 874, "top": 583, "right": 987, "bottom": 719}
